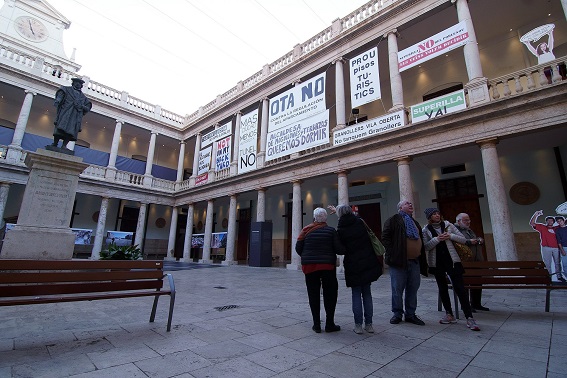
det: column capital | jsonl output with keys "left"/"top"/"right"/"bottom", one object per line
{"left": 261, "top": 97, "right": 269, "bottom": 103}
{"left": 383, "top": 28, "right": 399, "bottom": 38}
{"left": 336, "top": 169, "right": 350, "bottom": 175}
{"left": 179, "top": 140, "right": 186, "bottom": 145}
{"left": 477, "top": 137, "right": 499, "bottom": 149}
{"left": 291, "top": 179, "right": 302, "bottom": 185}
{"left": 394, "top": 156, "right": 412, "bottom": 164}
{"left": 235, "top": 110, "right": 242, "bottom": 116}
{"left": 115, "top": 119, "right": 125, "bottom": 124}
{"left": 332, "top": 57, "right": 345, "bottom": 64}
{"left": 24, "top": 89, "right": 37, "bottom": 96}
{"left": 150, "top": 131, "right": 159, "bottom": 136}
{"left": 292, "top": 79, "right": 302, "bottom": 86}
{"left": 256, "top": 187, "right": 267, "bottom": 192}
{"left": 227, "top": 193, "right": 238, "bottom": 199}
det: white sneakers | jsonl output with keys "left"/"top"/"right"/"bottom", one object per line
{"left": 353, "top": 324, "right": 374, "bottom": 334}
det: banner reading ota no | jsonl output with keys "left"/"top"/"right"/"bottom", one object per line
{"left": 398, "top": 21, "right": 469, "bottom": 72}
{"left": 410, "top": 90, "right": 466, "bottom": 123}
{"left": 333, "top": 110, "right": 405, "bottom": 146}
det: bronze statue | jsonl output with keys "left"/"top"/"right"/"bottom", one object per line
{"left": 48, "top": 77, "right": 92, "bottom": 154}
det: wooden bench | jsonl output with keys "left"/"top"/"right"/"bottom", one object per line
{"left": 0, "top": 259, "right": 175, "bottom": 331}
{"left": 440, "top": 260, "right": 565, "bottom": 319}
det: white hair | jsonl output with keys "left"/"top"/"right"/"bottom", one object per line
{"left": 313, "top": 207, "right": 328, "bottom": 222}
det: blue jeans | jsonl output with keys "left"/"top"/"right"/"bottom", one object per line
{"left": 390, "top": 259, "right": 421, "bottom": 318}
{"left": 352, "top": 284, "right": 373, "bottom": 325}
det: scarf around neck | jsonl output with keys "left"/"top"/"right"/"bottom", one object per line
{"left": 399, "top": 211, "right": 419, "bottom": 240}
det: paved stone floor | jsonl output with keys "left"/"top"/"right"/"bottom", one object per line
{"left": 1, "top": 263, "right": 567, "bottom": 377}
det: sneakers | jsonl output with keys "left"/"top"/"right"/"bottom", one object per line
{"left": 466, "top": 317, "right": 480, "bottom": 331}
{"left": 390, "top": 315, "right": 402, "bottom": 324}
{"left": 364, "top": 324, "right": 375, "bottom": 333}
{"left": 439, "top": 313, "right": 457, "bottom": 324}
{"left": 353, "top": 324, "right": 363, "bottom": 334}
{"left": 404, "top": 315, "right": 425, "bottom": 326}
{"left": 325, "top": 323, "right": 341, "bottom": 332}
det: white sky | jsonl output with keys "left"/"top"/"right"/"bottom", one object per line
{"left": 35, "top": 0, "right": 370, "bottom": 116}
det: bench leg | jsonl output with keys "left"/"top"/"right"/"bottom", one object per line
{"left": 546, "top": 289, "right": 551, "bottom": 312}
{"left": 165, "top": 273, "right": 176, "bottom": 332}
{"left": 150, "top": 292, "right": 160, "bottom": 323}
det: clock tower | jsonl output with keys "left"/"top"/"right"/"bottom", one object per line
{"left": 0, "top": 0, "right": 80, "bottom": 72}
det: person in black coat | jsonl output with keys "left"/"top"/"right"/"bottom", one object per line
{"left": 330, "top": 205, "right": 382, "bottom": 334}
{"left": 296, "top": 207, "right": 345, "bottom": 333}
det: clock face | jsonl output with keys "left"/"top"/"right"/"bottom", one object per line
{"left": 14, "top": 16, "right": 49, "bottom": 42}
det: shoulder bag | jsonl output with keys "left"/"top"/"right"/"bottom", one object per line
{"left": 361, "top": 219, "right": 385, "bottom": 257}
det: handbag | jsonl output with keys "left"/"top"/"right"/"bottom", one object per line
{"left": 454, "top": 241, "right": 474, "bottom": 262}
{"left": 361, "top": 219, "right": 385, "bottom": 257}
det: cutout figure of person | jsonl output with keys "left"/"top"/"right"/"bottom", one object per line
{"left": 521, "top": 24, "right": 556, "bottom": 65}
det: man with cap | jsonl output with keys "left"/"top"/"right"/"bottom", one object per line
{"left": 50, "top": 77, "right": 92, "bottom": 153}
{"left": 382, "top": 200, "right": 428, "bottom": 326}
{"left": 530, "top": 210, "right": 564, "bottom": 282}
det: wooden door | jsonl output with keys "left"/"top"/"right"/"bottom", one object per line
{"left": 237, "top": 208, "right": 251, "bottom": 262}
{"left": 284, "top": 202, "right": 292, "bottom": 261}
{"left": 356, "top": 203, "right": 382, "bottom": 239}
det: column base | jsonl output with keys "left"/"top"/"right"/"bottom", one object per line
{"left": 286, "top": 263, "right": 302, "bottom": 271}
{"left": 221, "top": 260, "right": 238, "bottom": 266}
{"left": 105, "top": 167, "right": 117, "bottom": 180}
{"left": 465, "top": 77, "right": 490, "bottom": 106}
{"left": 143, "top": 174, "right": 153, "bottom": 187}
{"left": 163, "top": 256, "right": 176, "bottom": 262}
{"left": 5, "top": 145, "right": 24, "bottom": 164}
{"left": 199, "top": 259, "right": 213, "bottom": 264}
{"left": 256, "top": 152, "right": 265, "bottom": 168}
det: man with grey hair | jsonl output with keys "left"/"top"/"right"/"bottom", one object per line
{"left": 296, "top": 208, "right": 345, "bottom": 333}
{"left": 455, "top": 213, "right": 489, "bottom": 311}
{"left": 382, "top": 200, "right": 427, "bottom": 325}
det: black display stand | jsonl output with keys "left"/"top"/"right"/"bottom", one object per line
{"left": 249, "top": 222, "right": 272, "bottom": 267}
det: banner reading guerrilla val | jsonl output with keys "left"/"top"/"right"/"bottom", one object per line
{"left": 215, "top": 136, "right": 231, "bottom": 171}
{"left": 238, "top": 109, "right": 258, "bottom": 174}
{"left": 410, "top": 90, "right": 466, "bottom": 123}
{"left": 268, "top": 72, "right": 326, "bottom": 132}
{"left": 333, "top": 110, "right": 405, "bottom": 146}
{"left": 266, "top": 109, "right": 330, "bottom": 161}
{"left": 201, "top": 121, "right": 232, "bottom": 147}
{"left": 398, "top": 20, "right": 469, "bottom": 72}
{"left": 350, "top": 47, "right": 381, "bottom": 108}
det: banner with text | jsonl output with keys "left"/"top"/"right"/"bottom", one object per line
{"left": 197, "top": 145, "right": 212, "bottom": 175}
{"left": 350, "top": 47, "right": 381, "bottom": 108}
{"left": 215, "top": 136, "right": 232, "bottom": 171}
{"left": 268, "top": 72, "right": 326, "bottom": 132}
{"left": 410, "top": 90, "right": 466, "bottom": 123}
{"left": 333, "top": 110, "right": 405, "bottom": 146}
{"left": 238, "top": 109, "right": 258, "bottom": 174}
{"left": 201, "top": 121, "right": 232, "bottom": 147}
{"left": 398, "top": 21, "right": 469, "bottom": 72}
{"left": 266, "top": 109, "right": 330, "bottom": 161}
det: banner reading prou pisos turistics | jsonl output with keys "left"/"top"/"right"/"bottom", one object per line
{"left": 349, "top": 47, "right": 381, "bottom": 108}
{"left": 398, "top": 21, "right": 469, "bottom": 72}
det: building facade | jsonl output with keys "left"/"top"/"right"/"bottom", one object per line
{"left": 1, "top": 0, "right": 566, "bottom": 268}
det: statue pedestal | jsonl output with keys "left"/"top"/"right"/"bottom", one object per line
{"left": 1, "top": 149, "right": 88, "bottom": 260}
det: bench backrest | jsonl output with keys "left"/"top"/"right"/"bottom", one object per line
{"left": 0, "top": 260, "right": 166, "bottom": 298}
{"left": 462, "top": 260, "right": 551, "bottom": 286}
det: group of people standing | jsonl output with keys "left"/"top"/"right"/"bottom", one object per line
{"left": 530, "top": 210, "right": 567, "bottom": 282}
{"left": 296, "top": 200, "right": 487, "bottom": 335}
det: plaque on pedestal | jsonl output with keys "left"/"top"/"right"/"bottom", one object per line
{"left": 0, "top": 149, "right": 88, "bottom": 260}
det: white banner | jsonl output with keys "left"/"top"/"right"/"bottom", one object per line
{"left": 201, "top": 121, "right": 232, "bottom": 147}
{"left": 398, "top": 21, "right": 469, "bottom": 72}
{"left": 333, "top": 110, "right": 405, "bottom": 146}
{"left": 266, "top": 109, "right": 329, "bottom": 161}
{"left": 238, "top": 109, "right": 258, "bottom": 174}
{"left": 350, "top": 47, "right": 381, "bottom": 108}
{"left": 268, "top": 72, "right": 326, "bottom": 132}
{"left": 197, "top": 145, "right": 212, "bottom": 175}
{"left": 410, "top": 90, "right": 466, "bottom": 123}
{"left": 215, "top": 136, "right": 231, "bottom": 171}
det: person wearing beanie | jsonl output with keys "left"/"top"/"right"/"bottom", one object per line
{"left": 422, "top": 208, "right": 480, "bottom": 331}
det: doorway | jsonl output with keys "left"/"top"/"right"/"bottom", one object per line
{"left": 356, "top": 203, "right": 382, "bottom": 239}
{"left": 237, "top": 208, "right": 251, "bottom": 262}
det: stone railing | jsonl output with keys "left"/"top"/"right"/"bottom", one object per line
{"left": 81, "top": 164, "right": 106, "bottom": 179}
{"left": 151, "top": 177, "right": 176, "bottom": 191}
{"left": 488, "top": 57, "right": 566, "bottom": 99}
{"left": 0, "top": 145, "right": 27, "bottom": 166}
{"left": 215, "top": 167, "right": 231, "bottom": 181}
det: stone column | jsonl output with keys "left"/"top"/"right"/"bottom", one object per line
{"left": 452, "top": 0, "right": 490, "bottom": 105}
{"left": 176, "top": 141, "right": 186, "bottom": 182}
{"left": 257, "top": 98, "right": 269, "bottom": 168}
{"left": 396, "top": 157, "right": 414, "bottom": 206}
{"left": 230, "top": 112, "right": 241, "bottom": 176}
{"left": 562, "top": 0, "right": 567, "bottom": 21}
{"left": 478, "top": 139, "right": 518, "bottom": 261}
{"left": 145, "top": 131, "right": 158, "bottom": 176}
{"left": 334, "top": 58, "right": 346, "bottom": 130}
{"left": 182, "top": 203, "right": 194, "bottom": 262}
{"left": 287, "top": 180, "right": 302, "bottom": 270}
{"left": 0, "top": 183, "right": 10, "bottom": 229}
{"left": 165, "top": 206, "right": 179, "bottom": 261}
{"left": 257, "top": 188, "right": 266, "bottom": 222}
{"left": 200, "top": 200, "right": 214, "bottom": 264}
{"left": 10, "top": 90, "right": 36, "bottom": 148}
{"left": 108, "top": 120, "right": 123, "bottom": 169}
{"left": 91, "top": 197, "right": 109, "bottom": 260}
{"left": 337, "top": 171, "right": 349, "bottom": 205}
{"left": 190, "top": 133, "right": 202, "bottom": 185}
{"left": 222, "top": 194, "right": 238, "bottom": 266}
{"left": 386, "top": 30, "right": 404, "bottom": 112}
{"left": 134, "top": 203, "right": 148, "bottom": 250}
